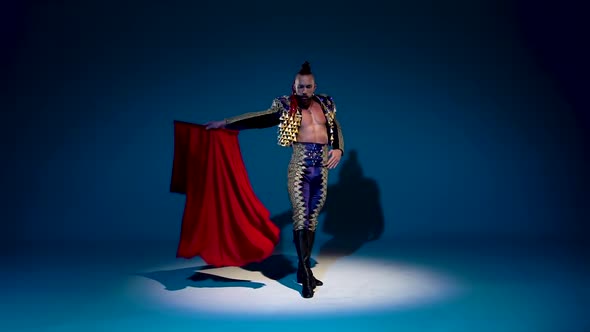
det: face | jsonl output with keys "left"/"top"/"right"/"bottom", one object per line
{"left": 294, "top": 74, "right": 316, "bottom": 98}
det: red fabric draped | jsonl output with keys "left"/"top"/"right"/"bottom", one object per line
{"left": 170, "top": 120, "right": 280, "bottom": 267}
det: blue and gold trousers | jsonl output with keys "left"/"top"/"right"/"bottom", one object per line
{"left": 287, "top": 142, "right": 329, "bottom": 232}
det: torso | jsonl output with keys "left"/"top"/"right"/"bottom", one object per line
{"left": 296, "top": 101, "right": 329, "bottom": 144}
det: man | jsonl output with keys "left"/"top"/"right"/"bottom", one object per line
{"left": 205, "top": 61, "right": 344, "bottom": 298}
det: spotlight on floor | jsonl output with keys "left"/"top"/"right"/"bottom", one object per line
{"left": 128, "top": 255, "right": 461, "bottom": 317}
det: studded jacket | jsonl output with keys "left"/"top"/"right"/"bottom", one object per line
{"left": 224, "top": 94, "right": 344, "bottom": 154}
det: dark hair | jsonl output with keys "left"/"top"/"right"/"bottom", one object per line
{"left": 298, "top": 61, "right": 313, "bottom": 75}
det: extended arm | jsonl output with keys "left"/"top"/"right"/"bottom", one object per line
{"left": 205, "top": 99, "right": 282, "bottom": 130}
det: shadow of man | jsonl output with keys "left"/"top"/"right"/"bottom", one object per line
{"left": 320, "top": 149, "right": 384, "bottom": 255}
{"left": 314, "top": 150, "right": 385, "bottom": 280}
{"left": 270, "top": 149, "right": 385, "bottom": 282}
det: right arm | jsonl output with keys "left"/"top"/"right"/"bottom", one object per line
{"left": 206, "top": 99, "right": 282, "bottom": 130}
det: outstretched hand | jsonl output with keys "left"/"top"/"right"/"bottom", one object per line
{"left": 325, "top": 149, "right": 342, "bottom": 169}
{"left": 205, "top": 120, "right": 226, "bottom": 130}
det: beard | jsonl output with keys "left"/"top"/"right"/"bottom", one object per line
{"left": 295, "top": 95, "right": 313, "bottom": 109}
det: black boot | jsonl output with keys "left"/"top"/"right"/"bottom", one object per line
{"left": 294, "top": 230, "right": 314, "bottom": 298}
{"left": 295, "top": 230, "right": 323, "bottom": 288}
{"left": 306, "top": 230, "right": 323, "bottom": 287}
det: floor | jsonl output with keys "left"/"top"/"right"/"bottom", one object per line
{"left": 1, "top": 235, "right": 588, "bottom": 332}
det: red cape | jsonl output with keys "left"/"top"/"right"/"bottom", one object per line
{"left": 170, "top": 121, "right": 280, "bottom": 267}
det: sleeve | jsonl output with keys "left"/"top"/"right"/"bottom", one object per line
{"left": 332, "top": 117, "right": 344, "bottom": 155}
{"left": 330, "top": 100, "right": 344, "bottom": 154}
{"left": 224, "top": 99, "right": 282, "bottom": 130}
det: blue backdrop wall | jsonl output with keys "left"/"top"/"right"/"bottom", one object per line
{"left": 2, "top": 0, "right": 588, "bottom": 248}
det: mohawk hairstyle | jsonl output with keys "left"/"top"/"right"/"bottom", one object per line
{"left": 298, "top": 61, "right": 313, "bottom": 75}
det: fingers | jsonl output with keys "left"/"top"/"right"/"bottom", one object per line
{"left": 325, "top": 149, "right": 343, "bottom": 169}
{"left": 325, "top": 156, "right": 340, "bottom": 169}
{"left": 325, "top": 151, "right": 334, "bottom": 168}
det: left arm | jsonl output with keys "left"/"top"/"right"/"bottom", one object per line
{"left": 326, "top": 114, "right": 344, "bottom": 169}
{"left": 332, "top": 117, "right": 344, "bottom": 155}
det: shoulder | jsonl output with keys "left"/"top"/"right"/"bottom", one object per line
{"left": 315, "top": 94, "right": 336, "bottom": 111}
{"left": 315, "top": 93, "right": 334, "bottom": 103}
{"left": 273, "top": 95, "right": 291, "bottom": 110}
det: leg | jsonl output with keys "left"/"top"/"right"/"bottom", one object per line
{"left": 288, "top": 164, "right": 316, "bottom": 297}
{"left": 288, "top": 143, "right": 328, "bottom": 232}
{"left": 293, "top": 229, "right": 313, "bottom": 298}
{"left": 288, "top": 143, "right": 328, "bottom": 295}
{"left": 301, "top": 165, "right": 328, "bottom": 287}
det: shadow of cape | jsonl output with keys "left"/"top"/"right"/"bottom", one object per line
{"left": 135, "top": 254, "right": 311, "bottom": 294}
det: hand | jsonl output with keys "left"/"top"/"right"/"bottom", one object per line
{"left": 205, "top": 120, "right": 226, "bottom": 130}
{"left": 325, "top": 149, "right": 342, "bottom": 169}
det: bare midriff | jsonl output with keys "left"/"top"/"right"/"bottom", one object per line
{"left": 296, "top": 101, "right": 329, "bottom": 144}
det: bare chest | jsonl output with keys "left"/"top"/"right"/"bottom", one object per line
{"left": 300, "top": 103, "right": 326, "bottom": 127}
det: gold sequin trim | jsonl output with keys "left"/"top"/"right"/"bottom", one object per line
{"left": 287, "top": 146, "right": 307, "bottom": 229}
{"left": 334, "top": 117, "right": 344, "bottom": 152}
{"left": 278, "top": 109, "right": 302, "bottom": 147}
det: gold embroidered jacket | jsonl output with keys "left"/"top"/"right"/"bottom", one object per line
{"left": 224, "top": 94, "right": 344, "bottom": 153}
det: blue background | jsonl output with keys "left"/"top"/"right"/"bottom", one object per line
{"left": 2, "top": 0, "right": 588, "bottom": 248}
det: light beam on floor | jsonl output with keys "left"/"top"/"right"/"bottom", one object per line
{"left": 127, "top": 255, "right": 462, "bottom": 317}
